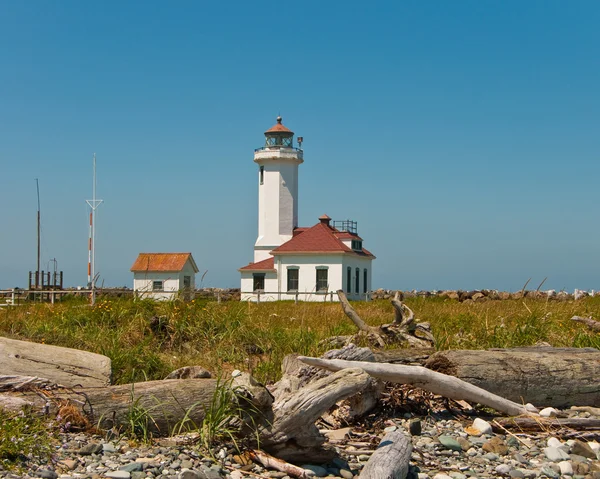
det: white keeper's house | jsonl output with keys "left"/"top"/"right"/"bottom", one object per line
{"left": 131, "top": 252, "right": 198, "bottom": 301}
{"left": 239, "top": 117, "right": 375, "bottom": 302}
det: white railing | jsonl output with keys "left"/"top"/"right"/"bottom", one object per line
{"left": 240, "top": 290, "right": 372, "bottom": 303}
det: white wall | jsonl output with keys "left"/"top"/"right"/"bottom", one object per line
{"left": 240, "top": 254, "right": 373, "bottom": 302}
{"left": 254, "top": 151, "right": 302, "bottom": 262}
{"left": 133, "top": 260, "right": 196, "bottom": 301}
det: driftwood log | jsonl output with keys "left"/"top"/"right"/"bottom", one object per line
{"left": 298, "top": 356, "right": 536, "bottom": 416}
{"left": 0, "top": 336, "right": 111, "bottom": 388}
{"left": 335, "top": 291, "right": 435, "bottom": 349}
{"left": 358, "top": 431, "right": 412, "bottom": 479}
{"left": 571, "top": 315, "right": 600, "bottom": 332}
{"left": 0, "top": 368, "right": 370, "bottom": 463}
{"left": 3, "top": 378, "right": 242, "bottom": 434}
{"left": 260, "top": 367, "right": 371, "bottom": 462}
{"left": 425, "top": 347, "right": 600, "bottom": 408}
{"left": 271, "top": 345, "right": 383, "bottom": 427}
{"left": 495, "top": 416, "right": 600, "bottom": 431}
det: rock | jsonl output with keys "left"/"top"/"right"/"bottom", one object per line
{"left": 199, "top": 466, "right": 224, "bottom": 479}
{"left": 543, "top": 446, "right": 570, "bottom": 461}
{"left": 540, "top": 407, "right": 559, "bottom": 418}
{"left": 473, "top": 418, "right": 493, "bottom": 435}
{"left": 410, "top": 418, "right": 422, "bottom": 436}
{"left": 35, "top": 471, "right": 58, "bottom": 479}
{"left": 105, "top": 472, "right": 131, "bottom": 479}
{"left": 464, "top": 426, "right": 482, "bottom": 437}
{"left": 559, "top": 461, "right": 574, "bottom": 476}
{"left": 457, "top": 437, "right": 471, "bottom": 451}
{"left": 302, "top": 465, "right": 329, "bottom": 477}
{"left": 439, "top": 435, "right": 463, "bottom": 452}
{"left": 339, "top": 469, "right": 354, "bottom": 479}
{"left": 509, "top": 470, "right": 524, "bottom": 479}
{"left": 102, "top": 443, "right": 117, "bottom": 453}
{"left": 120, "top": 463, "right": 144, "bottom": 473}
{"left": 483, "top": 437, "right": 509, "bottom": 455}
{"left": 79, "top": 442, "right": 104, "bottom": 455}
{"left": 496, "top": 464, "right": 511, "bottom": 475}
{"left": 323, "top": 427, "right": 353, "bottom": 441}
{"left": 571, "top": 440, "right": 598, "bottom": 459}
{"left": 178, "top": 471, "right": 201, "bottom": 479}
{"left": 541, "top": 466, "right": 560, "bottom": 478}
{"left": 59, "top": 459, "right": 77, "bottom": 470}
{"left": 547, "top": 437, "right": 563, "bottom": 448}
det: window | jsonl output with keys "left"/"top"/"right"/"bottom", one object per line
{"left": 152, "top": 280, "right": 163, "bottom": 291}
{"left": 253, "top": 273, "right": 265, "bottom": 292}
{"left": 259, "top": 166, "right": 264, "bottom": 185}
{"left": 351, "top": 240, "right": 363, "bottom": 251}
{"left": 183, "top": 276, "right": 191, "bottom": 288}
{"left": 363, "top": 269, "right": 368, "bottom": 294}
{"left": 355, "top": 268, "right": 360, "bottom": 294}
{"left": 287, "top": 267, "right": 299, "bottom": 292}
{"left": 316, "top": 267, "right": 328, "bottom": 292}
{"left": 346, "top": 267, "right": 351, "bottom": 293}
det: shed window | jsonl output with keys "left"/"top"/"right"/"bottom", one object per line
{"left": 355, "top": 268, "right": 360, "bottom": 294}
{"left": 316, "top": 267, "right": 328, "bottom": 292}
{"left": 253, "top": 274, "right": 265, "bottom": 292}
{"left": 152, "top": 280, "right": 163, "bottom": 291}
{"left": 287, "top": 267, "right": 299, "bottom": 292}
{"left": 183, "top": 276, "right": 191, "bottom": 288}
{"left": 363, "top": 269, "right": 368, "bottom": 294}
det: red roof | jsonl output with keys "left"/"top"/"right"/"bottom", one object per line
{"left": 131, "top": 253, "right": 199, "bottom": 273}
{"left": 271, "top": 220, "right": 375, "bottom": 257}
{"left": 239, "top": 257, "right": 276, "bottom": 272}
{"left": 336, "top": 231, "right": 364, "bottom": 241}
{"left": 265, "top": 116, "right": 293, "bottom": 134}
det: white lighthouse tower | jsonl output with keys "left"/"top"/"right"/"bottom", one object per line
{"left": 253, "top": 116, "right": 303, "bottom": 262}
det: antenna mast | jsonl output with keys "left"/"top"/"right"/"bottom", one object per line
{"left": 85, "top": 154, "right": 103, "bottom": 305}
{"left": 36, "top": 178, "right": 41, "bottom": 288}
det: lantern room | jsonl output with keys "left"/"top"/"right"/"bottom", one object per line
{"left": 264, "top": 116, "right": 294, "bottom": 148}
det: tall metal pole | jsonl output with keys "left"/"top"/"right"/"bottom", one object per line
{"left": 36, "top": 178, "right": 41, "bottom": 288}
{"left": 86, "top": 154, "right": 103, "bottom": 305}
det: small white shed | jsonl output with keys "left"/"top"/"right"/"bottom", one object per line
{"left": 130, "top": 253, "right": 199, "bottom": 301}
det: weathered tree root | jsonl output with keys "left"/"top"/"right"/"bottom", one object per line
{"left": 336, "top": 290, "right": 435, "bottom": 349}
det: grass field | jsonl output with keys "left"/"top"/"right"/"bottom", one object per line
{"left": 1, "top": 295, "right": 599, "bottom": 385}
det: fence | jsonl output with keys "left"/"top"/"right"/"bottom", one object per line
{"left": 240, "top": 290, "right": 372, "bottom": 303}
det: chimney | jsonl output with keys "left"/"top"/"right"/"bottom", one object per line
{"left": 319, "top": 214, "right": 331, "bottom": 226}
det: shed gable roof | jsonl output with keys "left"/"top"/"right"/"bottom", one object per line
{"left": 131, "top": 253, "right": 199, "bottom": 273}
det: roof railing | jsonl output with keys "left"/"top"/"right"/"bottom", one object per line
{"left": 254, "top": 146, "right": 303, "bottom": 153}
{"left": 332, "top": 220, "right": 358, "bottom": 234}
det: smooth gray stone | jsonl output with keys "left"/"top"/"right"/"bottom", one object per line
{"left": 121, "top": 463, "right": 144, "bottom": 473}
{"left": 79, "top": 442, "right": 104, "bottom": 455}
{"left": 439, "top": 435, "right": 463, "bottom": 452}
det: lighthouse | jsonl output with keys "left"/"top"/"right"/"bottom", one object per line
{"left": 239, "top": 116, "right": 375, "bottom": 302}
{"left": 253, "top": 116, "right": 303, "bottom": 262}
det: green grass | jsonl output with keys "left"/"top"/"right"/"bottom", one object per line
{"left": 0, "top": 295, "right": 599, "bottom": 385}
{"left": 0, "top": 407, "right": 56, "bottom": 469}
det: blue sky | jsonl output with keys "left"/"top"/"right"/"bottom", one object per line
{"left": 1, "top": 1, "right": 599, "bottom": 292}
